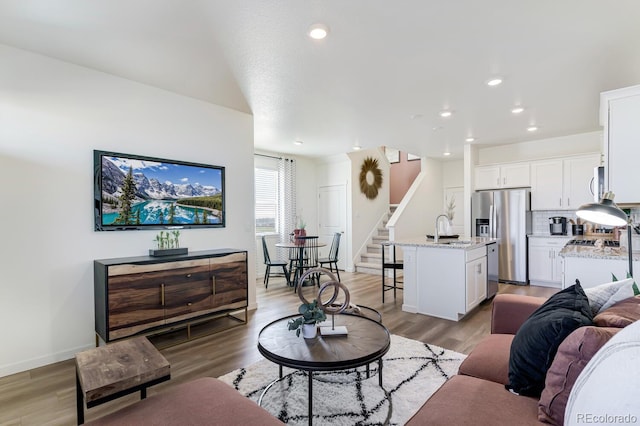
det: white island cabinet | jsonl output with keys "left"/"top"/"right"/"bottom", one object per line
{"left": 561, "top": 249, "right": 640, "bottom": 289}
{"left": 395, "top": 237, "right": 496, "bottom": 321}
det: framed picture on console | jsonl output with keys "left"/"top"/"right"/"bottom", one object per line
{"left": 94, "top": 150, "right": 225, "bottom": 231}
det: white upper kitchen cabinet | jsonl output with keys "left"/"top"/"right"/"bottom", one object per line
{"left": 601, "top": 85, "right": 640, "bottom": 204}
{"left": 530, "top": 154, "right": 600, "bottom": 210}
{"left": 563, "top": 154, "right": 601, "bottom": 209}
{"left": 530, "top": 160, "right": 563, "bottom": 210}
{"left": 475, "top": 163, "right": 530, "bottom": 190}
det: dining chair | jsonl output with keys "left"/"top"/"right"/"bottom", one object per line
{"left": 319, "top": 232, "right": 342, "bottom": 281}
{"left": 292, "top": 236, "right": 319, "bottom": 290}
{"left": 261, "top": 236, "right": 290, "bottom": 288}
{"left": 287, "top": 239, "right": 305, "bottom": 286}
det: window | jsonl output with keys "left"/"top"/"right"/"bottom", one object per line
{"left": 255, "top": 154, "right": 296, "bottom": 238}
{"left": 255, "top": 166, "right": 279, "bottom": 233}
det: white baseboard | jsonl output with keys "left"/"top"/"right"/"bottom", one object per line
{"left": 0, "top": 343, "right": 93, "bottom": 379}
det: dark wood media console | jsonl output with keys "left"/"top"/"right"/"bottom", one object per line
{"left": 94, "top": 249, "right": 248, "bottom": 344}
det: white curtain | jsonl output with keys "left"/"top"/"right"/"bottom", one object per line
{"left": 278, "top": 157, "right": 296, "bottom": 248}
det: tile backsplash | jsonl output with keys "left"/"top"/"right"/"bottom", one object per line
{"left": 532, "top": 210, "right": 577, "bottom": 235}
{"left": 532, "top": 208, "right": 640, "bottom": 235}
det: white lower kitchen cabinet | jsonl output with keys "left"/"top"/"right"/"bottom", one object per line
{"left": 562, "top": 256, "right": 640, "bottom": 289}
{"left": 465, "top": 251, "right": 487, "bottom": 311}
{"left": 528, "top": 237, "right": 571, "bottom": 287}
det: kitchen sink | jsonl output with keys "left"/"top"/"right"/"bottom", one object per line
{"left": 438, "top": 240, "right": 472, "bottom": 245}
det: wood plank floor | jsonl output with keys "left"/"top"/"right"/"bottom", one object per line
{"left": 0, "top": 271, "right": 557, "bottom": 425}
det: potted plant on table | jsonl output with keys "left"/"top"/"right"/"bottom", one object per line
{"left": 287, "top": 299, "right": 327, "bottom": 338}
{"left": 293, "top": 217, "right": 307, "bottom": 245}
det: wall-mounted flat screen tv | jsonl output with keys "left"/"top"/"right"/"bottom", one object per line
{"left": 94, "top": 150, "right": 225, "bottom": 231}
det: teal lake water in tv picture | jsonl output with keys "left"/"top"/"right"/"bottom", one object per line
{"left": 103, "top": 200, "right": 221, "bottom": 225}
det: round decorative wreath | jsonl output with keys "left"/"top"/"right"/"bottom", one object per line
{"left": 359, "top": 156, "right": 383, "bottom": 200}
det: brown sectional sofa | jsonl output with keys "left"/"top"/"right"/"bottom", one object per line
{"left": 406, "top": 293, "right": 639, "bottom": 426}
{"left": 85, "top": 377, "right": 284, "bottom": 425}
{"left": 84, "top": 291, "right": 638, "bottom": 425}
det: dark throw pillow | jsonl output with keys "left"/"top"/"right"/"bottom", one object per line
{"left": 506, "top": 281, "right": 593, "bottom": 397}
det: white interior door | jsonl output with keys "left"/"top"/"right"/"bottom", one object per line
{"left": 318, "top": 184, "right": 347, "bottom": 269}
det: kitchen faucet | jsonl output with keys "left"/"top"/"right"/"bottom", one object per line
{"left": 434, "top": 214, "right": 449, "bottom": 243}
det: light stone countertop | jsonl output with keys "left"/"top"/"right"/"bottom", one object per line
{"left": 527, "top": 234, "right": 573, "bottom": 239}
{"left": 559, "top": 243, "right": 640, "bottom": 261}
{"left": 391, "top": 236, "right": 498, "bottom": 250}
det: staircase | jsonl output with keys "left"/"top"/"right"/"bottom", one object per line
{"left": 355, "top": 206, "right": 396, "bottom": 275}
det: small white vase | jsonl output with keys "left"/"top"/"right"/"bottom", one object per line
{"left": 302, "top": 323, "right": 317, "bottom": 339}
{"left": 445, "top": 219, "right": 453, "bottom": 235}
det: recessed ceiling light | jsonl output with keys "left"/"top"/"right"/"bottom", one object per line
{"left": 439, "top": 110, "right": 452, "bottom": 118}
{"left": 486, "top": 77, "right": 503, "bottom": 87}
{"left": 294, "top": 140, "right": 304, "bottom": 145}
{"left": 465, "top": 137, "right": 475, "bottom": 143}
{"left": 443, "top": 152, "right": 451, "bottom": 156}
{"left": 527, "top": 126, "right": 538, "bottom": 132}
{"left": 308, "top": 23, "right": 329, "bottom": 40}
{"left": 352, "top": 145, "right": 362, "bottom": 151}
{"left": 511, "top": 106, "right": 525, "bottom": 114}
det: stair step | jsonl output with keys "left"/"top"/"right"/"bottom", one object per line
{"left": 360, "top": 253, "right": 381, "bottom": 264}
{"left": 355, "top": 262, "right": 382, "bottom": 275}
{"left": 357, "top": 205, "right": 397, "bottom": 275}
{"left": 367, "top": 244, "right": 382, "bottom": 253}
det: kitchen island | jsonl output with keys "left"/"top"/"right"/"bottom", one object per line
{"left": 393, "top": 237, "right": 498, "bottom": 321}
{"left": 560, "top": 240, "right": 640, "bottom": 289}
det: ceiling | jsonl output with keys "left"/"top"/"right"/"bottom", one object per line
{"left": 1, "top": 1, "right": 640, "bottom": 159}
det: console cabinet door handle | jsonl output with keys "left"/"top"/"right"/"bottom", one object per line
{"left": 161, "top": 283, "right": 165, "bottom": 306}
{"left": 212, "top": 276, "right": 216, "bottom": 296}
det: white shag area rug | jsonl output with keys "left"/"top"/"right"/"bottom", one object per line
{"left": 218, "top": 335, "right": 466, "bottom": 425}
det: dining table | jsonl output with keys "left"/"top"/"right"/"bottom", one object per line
{"left": 275, "top": 239, "right": 326, "bottom": 288}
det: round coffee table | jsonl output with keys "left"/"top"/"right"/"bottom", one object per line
{"left": 257, "top": 313, "right": 390, "bottom": 425}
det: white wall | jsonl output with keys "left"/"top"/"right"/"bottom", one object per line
{"left": 442, "top": 160, "right": 464, "bottom": 188}
{"left": 0, "top": 44, "right": 255, "bottom": 377}
{"left": 442, "top": 160, "right": 465, "bottom": 235}
{"left": 347, "top": 148, "right": 390, "bottom": 266}
{"left": 477, "top": 131, "right": 602, "bottom": 165}
{"left": 391, "top": 158, "right": 444, "bottom": 240}
{"left": 295, "top": 156, "right": 319, "bottom": 236}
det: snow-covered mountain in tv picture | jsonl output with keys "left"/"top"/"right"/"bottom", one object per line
{"left": 102, "top": 156, "right": 221, "bottom": 201}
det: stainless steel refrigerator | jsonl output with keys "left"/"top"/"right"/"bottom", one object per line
{"left": 471, "top": 189, "right": 531, "bottom": 285}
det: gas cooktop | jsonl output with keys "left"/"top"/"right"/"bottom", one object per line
{"left": 567, "top": 239, "right": 620, "bottom": 248}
